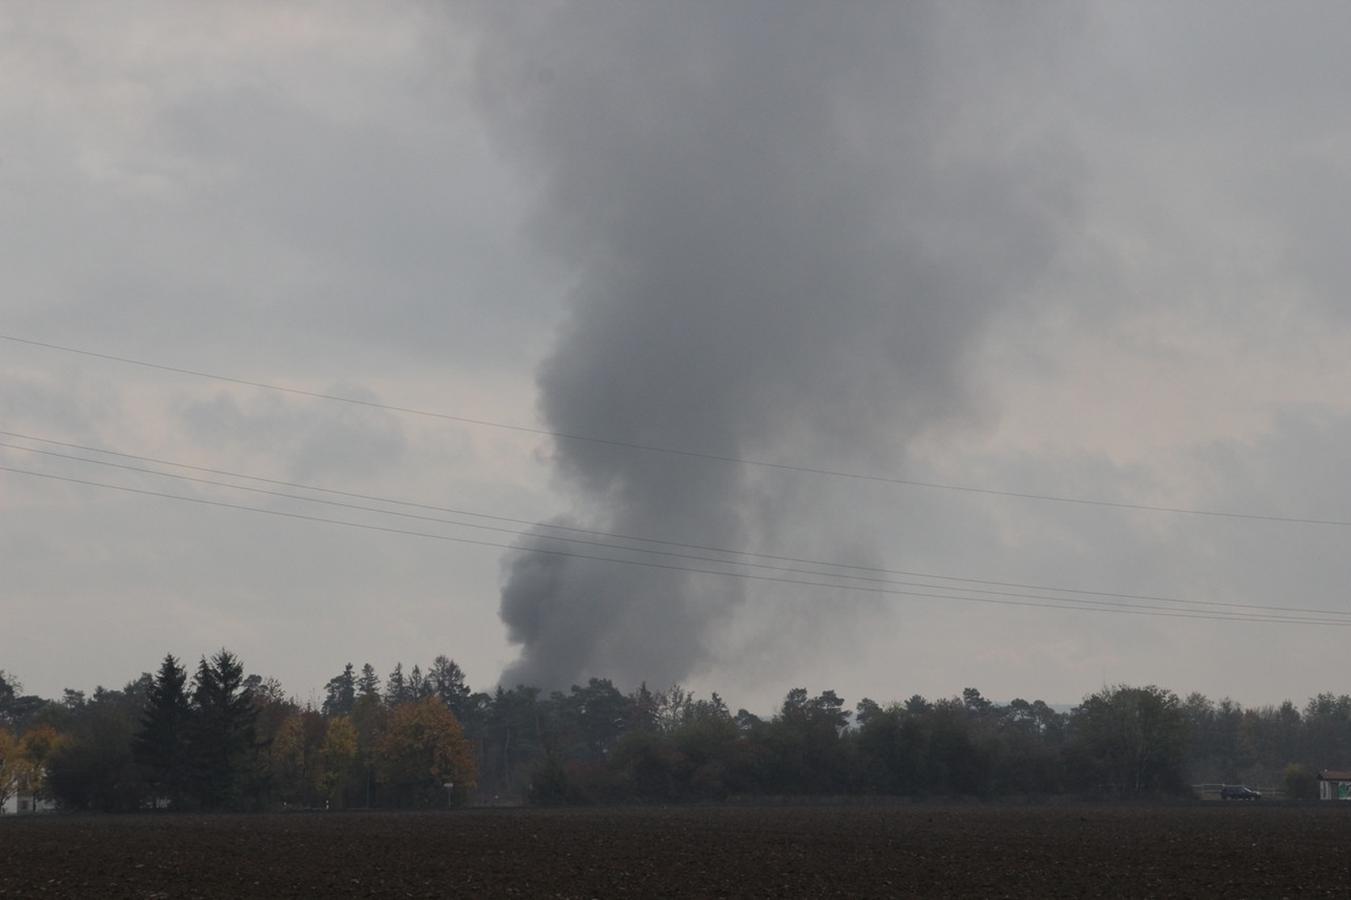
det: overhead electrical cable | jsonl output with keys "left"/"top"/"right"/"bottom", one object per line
{"left": 1, "top": 332, "right": 1344, "bottom": 528}
{"left": 0, "top": 429, "right": 1206, "bottom": 605}
{"left": 2, "top": 438, "right": 1321, "bottom": 616}
{"left": 3, "top": 461, "right": 1350, "bottom": 627}
{"left": 2, "top": 433, "right": 1346, "bottom": 620}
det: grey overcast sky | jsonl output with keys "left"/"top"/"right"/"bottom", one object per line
{"left": 6, "top": 2, "right": 1351, "bottom": 711}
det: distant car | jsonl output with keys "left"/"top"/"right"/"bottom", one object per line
{"left": 1220, "top": 785, "right": 1261, "bottom": 800}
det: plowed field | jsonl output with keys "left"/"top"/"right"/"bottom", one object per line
{"left": 5, "top": 803, "right": 1351, "bottom": 898}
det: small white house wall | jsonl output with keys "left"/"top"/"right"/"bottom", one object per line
{"left": 0, "top": 792, "right": 56, "bottom": 814}
{"left": 1318, "top": 780, "right": 1351, "bottom": 800}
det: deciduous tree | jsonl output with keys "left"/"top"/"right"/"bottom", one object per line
{"left": 319, "top": 716, "right": 359, "bottom": 807}
{"left": 16, "top": 724, "right": 63, "bottom": 803}
{"left": 271, "top": 709, "right": 326, "bottom": 807}
{"left": 0, "top": 728, "right": 19, "bottom": 809}
{"left": 1068, "top": 684, "right": 1187, "bottom": 795}
{"left": 427, "top": 656, "right": 471, "bottom": 720}
{"left": 378, "top": 696, "right": 477, "bottom": 807}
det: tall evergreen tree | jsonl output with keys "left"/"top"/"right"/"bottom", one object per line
{"left": 322, "top": 664, "right": 357, "bottom": 717}
{"left": 190, "top": 649, "right": 256, "bottom": 809}
{"left": 357, "top": 664, "right": 381, "bottom": 702}
{"left": 134, "top": 654, "right": 192, "bottom": 808}
{"left": 386, "top": 663, "right": 409, "bottom": 708}
{"left": 408, "top": 665, "right": 428, "bottom": 701}
{"left": 0, "top": 670, "right": 18, "bottom": 726}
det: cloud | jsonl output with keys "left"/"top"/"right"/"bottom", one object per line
{"left": 176, "top": 387, "right": 407, "bottom": 481}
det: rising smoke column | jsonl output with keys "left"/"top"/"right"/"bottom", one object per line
{"left": 470, "top": 3, "right": 1080, "bottom": 689}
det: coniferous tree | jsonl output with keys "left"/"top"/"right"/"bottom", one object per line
{"left": 357, "top": 664, "right": 381, "bottom": 702}
{"left": 322, "top": 664, "right": 357, "bottom": 717}
{"left": 134, "top": 654, "right": 192, "bottom": 808}
{"left": 190, "top": 649, "right": 256, "bottom": 809}
{"left": 0, "top": 670, "right": 18, "bottom": 727}
{"left": 386, "top": 663, "right": 409, "bottom": 708}
{"left": 408, "top": 665, "right": 428, "bottom": 701}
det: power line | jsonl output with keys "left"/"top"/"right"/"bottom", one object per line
{"left": 3, "top": 431, "right": 1345, "bottom": 620}
{"left": 0, "top": 428, "right": 1200, "bottom": 605}
{"left": 3, "top": 461, "right": 1350, "bottom": 627}
{"left": 0, "top": 429, "right": 1233, "bottom": 605}
{"left": 2, "top": 438, "right": 1318, "bottom": 617}
{"left": 1, "top": 332, "right": 1342, "bottom": 528}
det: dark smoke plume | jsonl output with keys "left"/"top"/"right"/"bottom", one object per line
{"left": 470, "top": 3, "right": 1079, "bottom": 689}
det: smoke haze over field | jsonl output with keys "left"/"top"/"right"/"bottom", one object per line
{"left": 470, "top": 3, "right": 1081, "bottom": 688}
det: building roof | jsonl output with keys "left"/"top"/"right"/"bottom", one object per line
{"left": 1318, "top": 770, "right": 1351, "bottom": 781}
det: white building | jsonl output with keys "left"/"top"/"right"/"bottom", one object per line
{"left": 1317, "top": 769, "right": 1351, "bottom": 800}
{"left": 1, "top": 788, "right": 57, "bottom": 814}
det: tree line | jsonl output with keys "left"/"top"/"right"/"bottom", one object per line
{"left": 1, "top": 656, "right": 1345, "bottom": 812}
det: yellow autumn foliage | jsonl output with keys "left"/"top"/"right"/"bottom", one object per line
{"left": 378, "top": 697, "right": 477, "bottom": 803}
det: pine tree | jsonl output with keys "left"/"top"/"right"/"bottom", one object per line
{"left": 189, "top": 649, "right": 256, "bottom": 809}
{"left": 134, "top": 654, "right": 192, "bottom": 808}
{"left": 0, "top": 670, "right": 19, "bottom": 726}
{"left": 408, "top": 665, "right": 428, "bottom": 701}
{"left": 322, "top": 664, "right": 357, "bottom": 717}
{"left": 357, "top": 664, "right": 381, "bottom": 702}
{"left": 386, "top": 663, "right": 409, "bottom": 708}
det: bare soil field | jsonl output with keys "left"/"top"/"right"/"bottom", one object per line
{"left": 6, "top": 803, "right": 1351, "bottom": 898}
